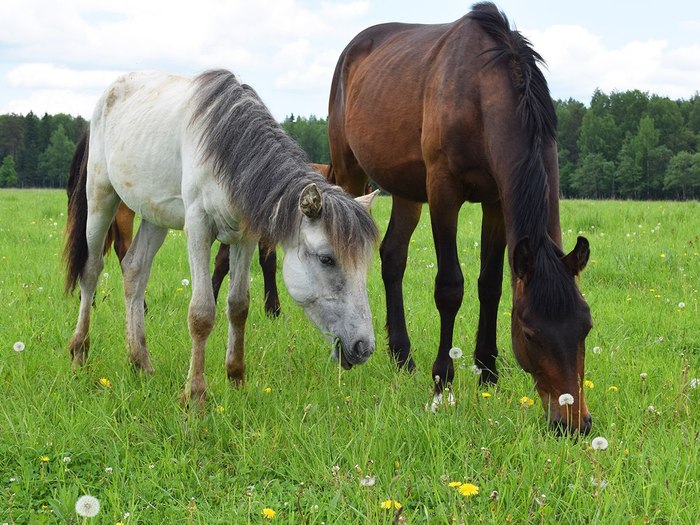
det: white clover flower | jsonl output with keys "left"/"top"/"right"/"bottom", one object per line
{"left": 75, "top": 495, "right": 100, "bottom": 517}
{"left": 591, "top": 436, "right": 609, "bottom": 451}
{"left": 13, "top": 341, "right": 25, "bottom": 352}
{"left": 449, "top": 346, "right": 463, "bottom": 359}
{"left": 558, "top": 393, "right": 574, "bottom": 406}
{"left": 181, "top": 278, "right": 190, "bottom": 286}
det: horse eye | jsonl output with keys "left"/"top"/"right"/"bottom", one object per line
{"left": 318, "top": 254, "right": 335, "bottom": 267}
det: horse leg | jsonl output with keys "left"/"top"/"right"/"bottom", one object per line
{"left": 182, "top": 216, "right": 216, "bottom": 406}
{"left": 122, "top": 220, "right": 167, "bottom": 373}
{"left": 69, "top": 192, "right": 120, "bottom": 368}
{"left": 380, "top": 196, "right": 422, "bottom": 371}
{"left": 258, "top": 236, "right": 281, "bottom": 317}
{"left": 113, "top": 202, "right": 135, "bottom": 263}
{"left": 475, "top": 202, "right": 506, "bottom": 385}
{"left": 427, "top": 188, "right": 463, "bottom": 397}
{"left": 211, "top": 242, "right": 229, "bottom": 302}
{"left": 225, "top": 240, "right": 257, "bottom": 386}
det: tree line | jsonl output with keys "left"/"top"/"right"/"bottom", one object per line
{"left": 2, "top": 89, "right": 699, "bottom": 199}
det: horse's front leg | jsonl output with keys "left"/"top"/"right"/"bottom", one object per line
{"left": 475, "top": 202, "right": 506, "bottom": 385}
{"left": 427, "top": 188, "right": 463, "bottom": 403}
{"left": 122, "top": 220, "right": 168, "bottom": 373}
{"left": 182, "top": 217, "right": 216, "bottom": 406}
{"left": 380, "top": 196, "right": 422, "bottom": 371}
{"left": 225, "top": 240, "right": 256, "bottom": 386}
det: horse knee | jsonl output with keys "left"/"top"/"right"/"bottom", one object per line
{"left": 227, "top": 293, "right": 250, "bottom": 323}
{"left": 188, "top": 301, "right": 216, "bottom": 338}
{"left": 434, "top": 275, "right": 463, "bottom": 314}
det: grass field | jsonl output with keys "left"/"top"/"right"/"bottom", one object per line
{"left": 0, "top": 189, "right": 698, "bottom": 524}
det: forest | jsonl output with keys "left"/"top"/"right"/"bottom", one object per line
{"left": 1, "top": 89, "right": 699, "bottom": 200}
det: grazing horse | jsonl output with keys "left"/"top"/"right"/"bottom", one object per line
{"left": 64, "top": 70, "right": 379, "bottom": 402}
{"left": 328, "top": 2, "right": 593, "bottom": 433}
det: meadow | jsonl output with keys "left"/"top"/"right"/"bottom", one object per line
{"left": 0, "top": 189, "right": 698, "bottom": 524}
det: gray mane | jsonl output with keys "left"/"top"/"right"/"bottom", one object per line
{"left": 189, "top": 69, "right": 378, "bottom": 267}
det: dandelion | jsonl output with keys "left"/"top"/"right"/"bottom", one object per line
{"left": 99, "top": 377, "right": 112, "bottom": 388}
{"left": 481, "top": 392, "right": 491, "bottom": 398}
{"left": 678, "top": 302, "right": 686, "bottom": 309}
{"left": 471, "top": 364, "right": 481, "bottom": 375}
{"left": 63, "top": 456, "right": 71, "bottom": 463}
{"left": 215, "top": 405, "right": 225, "bottom": 413}
{"left": 449, "top": 346, "right": 463, "bottom": 359}
{"left": 608, "top": 385, "right": 618, "bottom": 392}
{"left": 519, "top": 396, "right": 534, "bottom": 407}
{"left": 640, "top": 372, "right": 648, "bottom": 380}
{"left": 448, "top": 481, "right": 462, "bottom": 488}
{"left": 40, "top": 455, "right": 49, "bottom": 463}
{"left": 592, "top": 346, "right": 602, "bottom": 354}
{"left": 380, "top": 499, "right": 402, "bottom": 510}
{"left": 262, "top": 387, "right": 272, "bottom": 394}
{"left": 458, "top": 483, "right": 480, "bottom": 497}
{"left": 75, "top": 495, "right": 100, "bottom": 518}
{"left": 181, "top": 278, "right": 190, "bottom": 286}
{"left": 584, "top": 379, "right": 594, "bottom": 389}
{"left": 558, "top": 393, "right": 574, "bottom": 406}
{"left": 13, "top": 341, "right": 25, "bottom": 352}
{"left": 262, "top": 508, "right": 276, "bottom": 519}
{"left": 591, "top": 436, "right": 609, "bottom": 451}
{"left": 690, "top": 378, "right": 699, "bottom": 389}
{"left": 360, "top": 475, "right": 376, "bottom": 487}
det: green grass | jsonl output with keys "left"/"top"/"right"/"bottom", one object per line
{"left": 1, "top": 189, "right": 698, "bottom": 524}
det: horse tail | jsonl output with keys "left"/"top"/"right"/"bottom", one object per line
{"left": 64, "top": 129, "right": 90, "bottom": 294}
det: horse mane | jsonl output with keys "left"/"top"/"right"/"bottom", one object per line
{"left": 189, "top": 69, "right": 378, "bottom": 268}
{"left": 469, "top": 3, "right": 578, "bottom": 318}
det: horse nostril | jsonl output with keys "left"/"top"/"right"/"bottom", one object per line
{"left": 352, "top": 339, "right": 373, "bottom": 360}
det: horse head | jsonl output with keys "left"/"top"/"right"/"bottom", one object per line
{"left": 510, "top": 236, "right": 593, "bottom": 434}
{"left": 282, "top": 183, "right": 379, "bottom": 369}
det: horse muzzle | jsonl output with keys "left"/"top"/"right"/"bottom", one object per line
{"left": 332, "top": 337, "right": 375, "bottom": 369}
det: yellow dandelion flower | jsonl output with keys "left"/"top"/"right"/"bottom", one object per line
{"left": 39, "top": 455, "right": 50, "bottom": 463}
{"left": 660, "top": 253, "right": 666, "bottom": 258}
{"left": 380, "top": 500, "right": 393, "bottom": 509}
{"left": 262, "top": 507, "right": 276, "bottom": 519}
{"left": 481, "top": 392, "right": 491, "bottom": 398}
{"left": 608, "top": 385, "right": 618, "bottom": 392}
{"left": 458, "top": 483, "right": 479, "bottom": 497}
{"left": 448, "top": 481, "right": 463, "bottom": 487}
{"left": 519, "top": 396, "right": 535, "bottom": 406}
{"left": 263, "top": 387, "right": 272, "bottom": 394}
{"left": 99, "top": 377, "right": 112, "bottom": 388}
{"left": 584, "top": 379, "right": 594, "bottom": 389}
{"left": 215, "top": 405, "right": 225, "bottom": 414}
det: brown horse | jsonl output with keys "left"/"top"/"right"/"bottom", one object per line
{"left": 76, "top": 153, "right": 336, "bottom": 317}
{"left": 328, "top": 2, "right": 593, "bottom": 433}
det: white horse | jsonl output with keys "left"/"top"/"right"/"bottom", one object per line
{"left": 65, "top": 70, "right": 379, "bottom": 402}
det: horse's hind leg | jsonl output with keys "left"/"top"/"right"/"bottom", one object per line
{"left": 258, "top": 236, "right": 281, "bottom": 317}
{"left": 211, "top": 242, "right": 229, "bottom": 302}
{"left": 225, "top": 240, "right": 256, "bottom": 386}
{"left": 475, "top": 202, "right": 506, "bottom": 385}
{"left": 122, "top": 220, "right": 167, "bottom": 373}
{"left": 380, "top": 196, "right": 422, "bottom": 371}
{"left": 70, "top": 193, "right": 120, "bottom": 368}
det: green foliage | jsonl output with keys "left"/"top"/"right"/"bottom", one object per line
{"left": 0, "top": 155, "right": 17, "bottom": 187}
{"left": 1, "top": 190, "right": 699, "bottom": 523}
{"left": 281, "top": 114, "right": 330, "bottom": 163}
{"left": 37, "top": 125, "right": 75, "bottom": 188}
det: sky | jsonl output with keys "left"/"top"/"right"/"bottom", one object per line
{"left": 1, "top": 0, "right": 699, "bottom": 121}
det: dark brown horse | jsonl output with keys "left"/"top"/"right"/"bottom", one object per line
{"left": 328, "top": 2, "right": 593, "bottom": 433}
{"left": 72, "top": 150, "right": 336, "bottom": 318}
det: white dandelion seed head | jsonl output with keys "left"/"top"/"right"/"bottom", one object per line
{"left": 449, "top": 346, "right": 463, "bottom": 359}
{"left": 647, "top": 405, "right": 656, "bottom": 413}
{"left": 591, "top": 436, "right": 609, "bottom": 451}
{"left": 75, "top": 494, "right": 100, "bottom": 517}
{"left": 63, "top": 456, "right": 71, "bottom": 463}
{"left": 471, "top": 364, "right": 481, "bottom": 375}
{"left": 13, "top": 341, "right": 25, "bottom": 352}
{"left": 359, "top": 475, "right": 376, "bottom": 487}
{"left": 105, "top": 467, "right": 113, "bottom": 474}
{"left": 102, "top": 272, "right": 109, "bottom": 279}
{"left": 640, "top": 372, "right": 648, "bottom": 380}
{"left": 558, "top": 393, "right": 574, "bottom": 406}
{"left": 678, "top": 302, "right": 686, "bottom": 309}
{"left": 181, "top": 278, "right": 190, "bottom": 286}
{"left": 592, "top": 346, "right": 602, "bottom": 354}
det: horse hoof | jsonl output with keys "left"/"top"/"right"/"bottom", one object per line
{"left": 180, "top": 388, "right": 207, "bottom": 408}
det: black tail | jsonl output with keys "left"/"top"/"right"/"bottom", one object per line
{"left": 64, "top": 130, "right": 90, "bottom": 294}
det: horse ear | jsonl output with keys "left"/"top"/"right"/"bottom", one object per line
{"left": 562, "top": 236, "right": 590, "bottom": 276}
{"left": 299, "top": 183, "right": 322, "bottom": 219}
{"left": 512, "top": 237, "right": 533, "bottom": 281}
{"left": 354, "top": 189, "right": 380, "bottom": 211}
